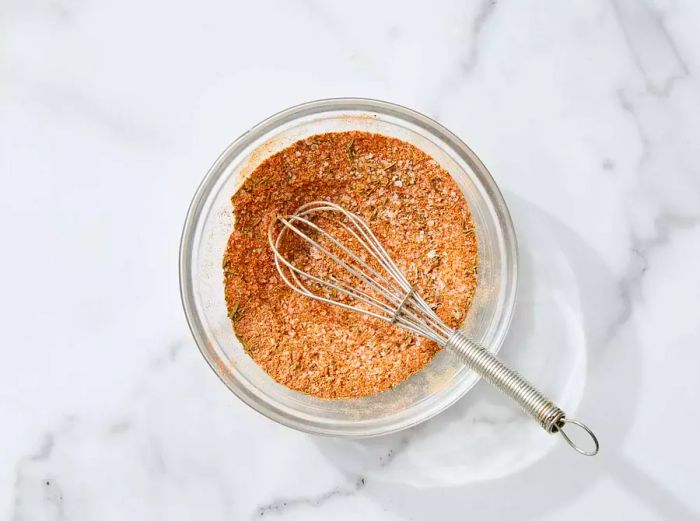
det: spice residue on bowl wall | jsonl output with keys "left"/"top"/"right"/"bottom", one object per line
{"left": 222, "top": 131, "right": 478, "bottom": 399}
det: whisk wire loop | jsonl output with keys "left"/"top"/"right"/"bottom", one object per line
{"left": 278, "top": 215, "right": 401, "bottom": 304}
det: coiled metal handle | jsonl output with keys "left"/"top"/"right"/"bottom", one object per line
{"left": 445, "top": 331, "right": 599, "bottom": 456}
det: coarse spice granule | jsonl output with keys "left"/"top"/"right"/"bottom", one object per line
{"left": 223, "top": 131, "right": 478, "bottom": 399}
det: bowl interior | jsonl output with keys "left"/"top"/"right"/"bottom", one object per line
{"left": 180, "top": 99, "right": 517, "bottom": 436}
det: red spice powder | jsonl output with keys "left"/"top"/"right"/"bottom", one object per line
{"left": 223, "top": 131, "right": 478, "bottom": 399}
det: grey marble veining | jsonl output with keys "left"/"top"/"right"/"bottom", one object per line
{"left": 2, "top": 0, "right": 700, "bottom": 519}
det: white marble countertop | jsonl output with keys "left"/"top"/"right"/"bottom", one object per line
{"left": 3, "top": 0, "right": 700, "bottom": 519}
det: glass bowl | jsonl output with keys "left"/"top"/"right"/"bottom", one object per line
{"left": 179, "top": 98, "right": 517, "bottom": 437}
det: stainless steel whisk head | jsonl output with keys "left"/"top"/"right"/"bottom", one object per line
{"left": 268, "top": 200, "right": 452, "bottom": 345}
{"left": 269, "top": 200, "right": 599, "bottom": 456}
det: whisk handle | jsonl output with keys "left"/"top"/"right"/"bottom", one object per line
{"left": 445, "top": 331, "right": 599, "bottom": 456}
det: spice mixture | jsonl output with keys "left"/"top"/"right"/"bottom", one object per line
{"left": 223, "top": 131, "right": 478, "bottom": 399}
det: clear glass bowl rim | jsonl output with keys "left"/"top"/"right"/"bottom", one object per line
{"left": 179, "top": 97, "right": 518, "bottom": 437}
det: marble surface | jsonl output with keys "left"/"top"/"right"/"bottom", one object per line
{"left": 2, "top": 0, "right": 700, "bottom": 519}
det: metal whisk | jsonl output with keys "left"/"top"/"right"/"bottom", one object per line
{"left": 269, "top": 201, "right": 599, "bottom": 456}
